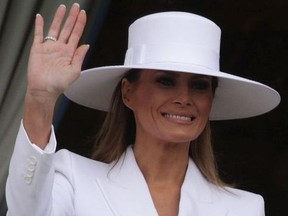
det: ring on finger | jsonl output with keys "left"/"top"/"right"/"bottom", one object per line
{"left": 44, "top": 35, "right": 57, "bottom": 42}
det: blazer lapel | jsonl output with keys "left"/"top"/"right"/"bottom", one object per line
{"left": 179, "top": 158, "right": 228, "bottom": 216}
{"left": 95, "top": 146, "right": 158, "bottom": 216}
{"left": 94, "top": 147, "right": 228, "bottom": 216}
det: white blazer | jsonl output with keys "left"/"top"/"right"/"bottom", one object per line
{"left": 6, "top": 123, "right": 265, "bottom": 216}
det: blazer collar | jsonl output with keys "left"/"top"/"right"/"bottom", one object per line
{"left": 179, "top": 157, "right": 228, "bottom": 215}
{"left": 95, "top": 146, "right": 228, "bottom": 216}
{"left": 95, "top": 146, "right": 158, "bottom": 216}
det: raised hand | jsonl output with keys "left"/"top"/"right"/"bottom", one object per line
{"left": 27, "top": 3, "right": 89, "bottom": 99}
{"left": 24, "top": 4, "right": 89, "bottom": 148}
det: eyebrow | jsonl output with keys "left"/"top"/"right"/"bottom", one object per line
{"left": 157, "top": 70, "right": 211, "bottom": 79}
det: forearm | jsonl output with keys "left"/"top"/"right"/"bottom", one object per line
{"left": 23, "top": 89, "right": 58, "bottom": 149}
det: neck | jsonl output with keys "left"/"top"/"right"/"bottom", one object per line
{"left": 133, "top": 140, "right": 190, "bottom": 186}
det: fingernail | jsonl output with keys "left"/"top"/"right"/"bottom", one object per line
{"left": 59, "top": 4, "right": 66, "bottom": 8}
{"left": 74, "top": 3, "right": 80, "bottom": 7}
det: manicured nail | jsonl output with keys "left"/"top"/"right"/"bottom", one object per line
{"left": 73, "top": 3, "right": 80, "bottom": 7}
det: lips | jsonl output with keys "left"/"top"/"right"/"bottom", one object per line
{"left": 163, "top": 113, "right": 194, "bottom": 122}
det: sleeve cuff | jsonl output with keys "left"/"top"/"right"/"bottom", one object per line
{"left": 20, "top": 120, "right": 57, "bottom": 154}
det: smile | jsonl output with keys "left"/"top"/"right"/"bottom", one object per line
{"left": 163, "top": 113, "right": 193, "bottom": 122}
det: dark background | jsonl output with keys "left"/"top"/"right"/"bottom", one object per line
{"left": 55, "top": 1, "right": 288, "bottom": 215}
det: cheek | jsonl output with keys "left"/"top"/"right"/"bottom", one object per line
{"left": 129, "top": 86, "right": 154, "bottom": 112}
{"left": 197, "top": 95, "right": 214, "bottom": 116}
{"left": 132, "top": 82, "right": 164, "bottom": 106}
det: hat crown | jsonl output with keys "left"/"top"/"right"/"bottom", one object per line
{"left": 124, "top": 12, "right": 221, "bottom": 70}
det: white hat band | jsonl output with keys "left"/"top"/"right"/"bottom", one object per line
{"left": 124, "top": 43, "right": 219, "bottom": 70}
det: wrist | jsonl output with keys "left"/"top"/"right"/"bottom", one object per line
{"left": 25, "top": 88, "right": 60, "bottom": 105}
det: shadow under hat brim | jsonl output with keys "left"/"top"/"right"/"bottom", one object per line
{"left": 64, "top": 64, "right": 281, "bottom": 120}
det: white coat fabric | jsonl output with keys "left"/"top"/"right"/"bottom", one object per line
{"left": 6, "top": 123, "right": 265, "bottom": 216}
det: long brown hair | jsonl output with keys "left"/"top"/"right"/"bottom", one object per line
{"left": 91, "top": 69, "right": 226, "bottom": 186}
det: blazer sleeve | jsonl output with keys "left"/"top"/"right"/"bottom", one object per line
{"left": 6, "top": 122, "right": 75, "bottom": 216}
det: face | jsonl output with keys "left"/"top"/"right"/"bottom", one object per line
{"left": 122, "top": 69, "right": 214, "bottom": 145}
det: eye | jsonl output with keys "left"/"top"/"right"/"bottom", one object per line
{"left": 156, "top": 76, "right": 176, "bottom": 87}
{"left": 190, "top": 79, "right": 211, "bottom": 90}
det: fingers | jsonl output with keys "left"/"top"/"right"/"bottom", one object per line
{"left": 46, "top": 4, "right": 66, "bottom": 39}
{"left": 33, "top": 14, "right": 44, "bottom": 44}
{"left": 67, "top": 10, "right": 87, "bottom": 49}
{"left": 42, "top": 3, "right": 86, "bottom": 45}
{"left": 72, "top": 44, "right": 90, "bottom": 69}
{"left": 58, "top": 3, "right": 81, "bottom": 43}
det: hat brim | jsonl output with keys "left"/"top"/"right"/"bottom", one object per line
{"left": 64, "top": 63, "right": 280, "bottom": 120}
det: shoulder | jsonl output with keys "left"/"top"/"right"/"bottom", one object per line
{"left": 212, "top": 185, "right": 264, "bottom": 215}
{"left": 215, "top": 186, "right": 264, "bottom": 204}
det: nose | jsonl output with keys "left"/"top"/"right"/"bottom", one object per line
{"left": 173, "top": 85, "right": 192, "bottom": 106}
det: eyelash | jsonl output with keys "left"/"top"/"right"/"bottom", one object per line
{"left": 190, "top": 80, "right": 211, "bottom": 90}
{"left": 156, "top": 77, "right": 175, "bottom": 86}
{"left": 156, "top": 77, "right": 211, "bottom": 90}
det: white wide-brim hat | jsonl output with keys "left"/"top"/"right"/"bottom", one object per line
{"left": 65, "top": 12, "right": 280, "bottom": 120}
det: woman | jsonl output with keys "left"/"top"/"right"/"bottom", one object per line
{"left": 6, "top": 3, "right": 280, "bottom": 216}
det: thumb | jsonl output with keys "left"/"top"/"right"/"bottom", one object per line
{"left": 72, "top": 44, "right": 90, "bottom": 69}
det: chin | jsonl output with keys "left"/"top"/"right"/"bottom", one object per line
{"left": 163, "top": 134, "right": 196, "bottom": 144}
